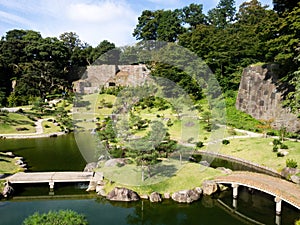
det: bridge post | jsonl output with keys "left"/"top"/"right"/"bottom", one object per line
{"left": 274, "top": 197, "right": 282, "bottom": 215}
{"left": 232, "top": 183, "right": 239, "bottom": 209}
{"left": 232, "top": 183, "right": 239, "bottom": 199}
{"left": 49, "top": 181, "right": 54, "bottom": 190}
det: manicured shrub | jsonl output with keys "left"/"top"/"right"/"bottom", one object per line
{"left": 280, "top": 144, "right": 288, "bottom": 149}
{"left": 196, "top": 141, "right": 204, "bottom": 148}
{"left": 23, "top": 210, "right": 88, "bottom": 225}
{"left": 286, "top": 159, "right": 298, "bottom": 168}
{"left": 277, "top": 152, "right": 284, "bottom": 157}
{"left": 273, "top": 139, "right": 281, "bottom": 146}
{"left": 222, "top": 139, "right": 230, "bottom": 145}
{"left": 273, "top": 145, "right": 278, "bottom": 152}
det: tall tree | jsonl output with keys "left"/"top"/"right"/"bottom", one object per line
{"left": 133, "top": 9, "right": 184, "bottom": 42}
{"left": 207, "top": 0, "right": 236, "bottom": 28}
{"left": 179, "top": 3, "right": 206, "bottom": 29}
{"left": 273, "top": 0, "right": 300, "bottom": 15}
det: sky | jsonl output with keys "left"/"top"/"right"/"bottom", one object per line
{"left": 0, "top": 0, "right": 273, "bottom": 47}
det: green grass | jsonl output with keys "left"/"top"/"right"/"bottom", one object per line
{"left": 216, "top": 137, "right": 300, "bottom": 171}
{"left": 0, "top": 113, "right": 36, "bottom": 133}
{"left": 102, "top": 162, "right": 223, "bottom": 195}
{"left": 42, "top": 121, "right": 61, "bottom": 134}
{"left": 0, "top": 153, "right": 24, "bottom": 174}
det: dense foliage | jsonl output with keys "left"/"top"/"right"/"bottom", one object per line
{"left": 133, "top": 0, "right": 300, "bottom": 114}
{"left": 0, "top": 0, "right": 299, "bottom": 116}
{"left": 0, "top": 30, "right": 115, "bottom": 106}
{"left": 22, "top": 210, "right": 88, "bottom": 225}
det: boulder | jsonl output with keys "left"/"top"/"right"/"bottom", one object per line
{"left": 291, "top": 175, "right": 300, "bottom": 184}
{"left": 104, "top": 158, "right": 126, "bottom": 167}
{"left": 164, "top": 193, "right": 170, "bottom": 199}
{"left": 202, "top": 180, "right": 218, "bottom": 195}
{"left": 171, "top": 187, "right": 202, "bottom": 203}
{"left": 140, "top": 194, "right": 149, "bottom": 200}
{"left": 84, "top": 162, "right": 97, "bottom": 172}
{"left": 2, "top": 182, "right": 14, "bottom": 198}
{"left": 149, "top": 192, "right": 162, "bottom": 203}
{"left": 199, "top": 161, "right": 210, "bottom": 167}
{"left": 281, "top": 167, "right": 300, "bottom": 179}
{"left": 106, "top": 187, "right": 140, "bottom": 202}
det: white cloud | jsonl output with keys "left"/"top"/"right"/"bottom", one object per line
{"left": 0, "top": 10, "right": 32, "bottom": 26}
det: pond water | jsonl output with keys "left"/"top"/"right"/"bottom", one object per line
{"left": 0, "top": 135, "right": 299, "bottom": 225}
{"left": 0, "top": 134, "right": 86, "bottom": 171}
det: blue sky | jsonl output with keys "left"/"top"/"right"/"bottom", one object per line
{"left": 0, "top": 0, "right": 272, "bottom": 47}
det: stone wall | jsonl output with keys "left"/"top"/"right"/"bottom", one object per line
{"left": 236, "top": 64, "right": 300, "bottom": 133}
{"left": 73, "top": 64, "right": 150, "bottom": 94}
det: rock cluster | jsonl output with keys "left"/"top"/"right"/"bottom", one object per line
{"left": 171, "top": 187, "right": 202, "bottom": 203}
{"left": 106, "top": 187, "right": 140, "bottom": 202}
{"left": 2, "top": 182, "right": 14, "bottom": 198}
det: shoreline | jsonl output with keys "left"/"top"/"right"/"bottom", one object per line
{"left": 0, "top": 131, "right": 66, "bottom": 139}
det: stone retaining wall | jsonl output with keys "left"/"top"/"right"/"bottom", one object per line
{"left": 236, "top": 64, "right": 300, "bottom": 133}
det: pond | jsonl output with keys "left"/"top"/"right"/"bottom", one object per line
{"left": 0, "top": 135, "right": 299, "bottom": 225}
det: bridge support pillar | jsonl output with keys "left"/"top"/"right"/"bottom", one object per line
{"left": 274, "top": 197, "right": 282, "bottom": 215}
{"left": 232, "top": 184, "right": 239, "bottom": 209}
{"left": 49, "top": 181, "right": 55, "bottom": 190}
{"left": 232, "top": 183, "right": 239, "bottom": 199}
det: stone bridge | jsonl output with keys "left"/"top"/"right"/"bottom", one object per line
{"left": 214, "top": 171, "right": 300, "bottom": 217}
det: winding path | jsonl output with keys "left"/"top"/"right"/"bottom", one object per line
{"left": 214, "top": 171, "right": 300, "bottom": 210}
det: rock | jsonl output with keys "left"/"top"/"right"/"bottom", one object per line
{"left": 278, "top": 149, "right": 289, "bottom": 156}
{"left": 291, "top": 175, "right": 300, "bottom": 184}
{"left": 281, "top": 167, "right": 300, "bottom": 179}
{"left": 164, "top": 193, "right": 170, "bottom": 199}
{"left": 84, "top": 162, "right": 98, "bottom": 172}
{"left": 104, "top": 158, "right": 126, "bottom": 167}
{"left": 140, "top": 194, "right": 149, "bottom": 200}
{"left": 171, "top": 188, "right": 202, "bottom": 203}
{"left": 4, "top": 152, "right": 14, "bottom": 157}
{"left": 202, "top": 180, "right": 218, "bottom": 195}
{"left": 216, "top": 167, "right": 232, "bottom": 174}
{"left": 149, "top": 192, "right": 162, "bottom": 203}
{"left": 15, "top": 159, "right": 24, "bottom": 166}
{"left": 106, "top": 187, "right": 140, "bottom": 202}
{"left": 97, "top": 189, "right": 106, "bottom": 197}
{"left": 199, "top": 161, "right": 210, "bottom": 167}
{"left": 2, "top": 182, "right": 14, "bottom": 198}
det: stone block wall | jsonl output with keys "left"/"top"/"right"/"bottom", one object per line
{"left": 73, "top": 64, "right": 150, "bottom": 94}
{"left": 236, "top": 64, "right": 300, "bottom": 133}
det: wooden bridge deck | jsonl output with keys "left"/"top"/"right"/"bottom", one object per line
{"left": 214, "top": 171, "right": 300, "bottom": 210}
{"left": 5, "top": 172, "right": 101, "bottom": 184}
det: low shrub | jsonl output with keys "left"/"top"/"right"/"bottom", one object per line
{"left": 280, "top": 144, "right": 288, "bottom": 149}
{"left": 272, "top": 145, "right": 278, "bottom": 152}
{"left": 196, "top": 141, "right": 204, "bottom": 148}
{"left": 23, "top": 210, "right": 88, "bottom": 225}
{"left": 222, "top": 139, "right": 230, "bottom": 145}
{"left": 273, "top": 139, "right": 281, "bottom": 146}
{"left": 286, "top": 159, "right": 298, "bottom": 168}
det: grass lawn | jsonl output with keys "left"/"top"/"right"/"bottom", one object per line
{"left": 101, "top": 161, "right": 223, "bottom": 195}
{"left": 217, "top": 137, "right": 300, "bottom": 171}
{"left": 42, "top": 121, "right": 62, "bottom": 134}
{"left": 0, "top": 113, "right": 36, "bottom": 134}
{"left": 0, "top": 153, "right": 24, "bottom": 174}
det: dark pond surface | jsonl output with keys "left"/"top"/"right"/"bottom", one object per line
{"left": 0, "top": 134, "right": 86, "bottom": 171}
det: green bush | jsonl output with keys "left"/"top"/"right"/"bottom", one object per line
{"left": 196, "top": 141, "right": 204, "bottom": 148}
{"left": 23, "top": 210, "right": 88, "bottom": 225}
{"left": 273, "top": 145, "right": 278, "bottom": 152}
{"left": 273, "top": 139, "right": 281, "bottom": 146}
{"left": 286, "top": 159, "right": 298, "bottom": 168}
{"left": 222, "top": 139, "right": 230, "bottom": 145}
{"left": 277, "top": 152, "right": 284, "bottom": 157}
{"left": 280, "top": 143, "right": 288, "bottom": 149}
